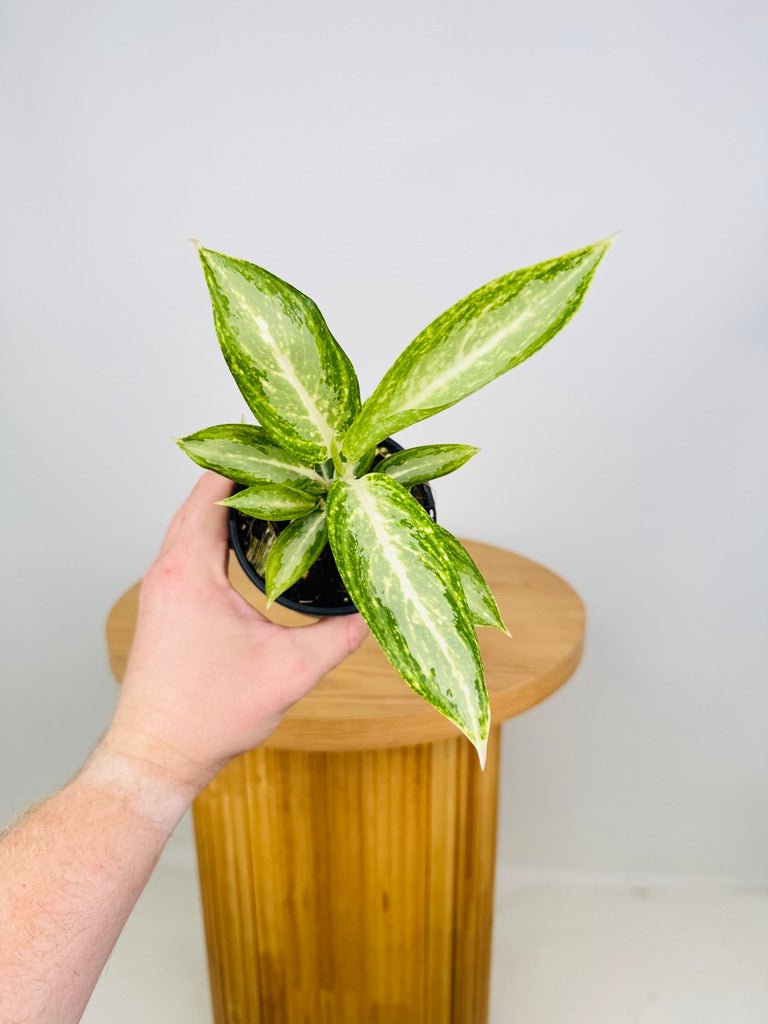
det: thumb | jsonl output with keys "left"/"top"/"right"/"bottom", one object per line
{"left": 291, "top": 613, "right": 369, "bottom": 680}
{"left": 158, "top": 472, "right": 231, "bottom": 568}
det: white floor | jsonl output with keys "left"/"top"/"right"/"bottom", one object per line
{"left": 83, "top": 836, "right": 768, "bottom": 1023}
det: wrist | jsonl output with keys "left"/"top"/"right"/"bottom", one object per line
{"left": 83, "top": 730, "right": 214, "bottom": 831}
{"left": 105, "top": 701, "right": 227, "bottom": 791}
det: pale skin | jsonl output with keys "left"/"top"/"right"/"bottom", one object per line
{"left": 0, "top": 472, "right": 368, "bottom": 1024}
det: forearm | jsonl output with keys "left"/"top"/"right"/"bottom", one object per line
{"left": 0, "top": 472, "right": 366, "bottom": 1021}
{"left": 0, "top": 742, "right": 194, "bottom": 1024}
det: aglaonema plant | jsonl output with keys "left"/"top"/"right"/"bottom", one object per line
{"left": 178, "top": 237, "right": 612, "bottom": 766}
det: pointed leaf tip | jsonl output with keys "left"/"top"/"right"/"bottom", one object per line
{"left": 221, "top": 482, "right": 319, "bottom": 520}
{"left": 373, "top": 443, "right": 480, "bottom": 489}
{"left": 175, "top": 423, "right": 327, "bottom": 491}
{"left": 197, "top": 247, "right": 361, "bottom": 464}
{"left": 474, "top": 732, "right": 489, "bottom": 771}
{"left": 342, "top": 235, "right": 613, "bottom": 460}
{"left": 264, "top": 507, "right": 328, "bottom": 604}
{"left": 435, "top": 526, "right": 507, "bottom": 634}
{"left": 326, "top": 475, "right": 489, "bottom": 747}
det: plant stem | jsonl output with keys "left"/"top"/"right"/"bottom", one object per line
{"left": 331, "top": 438, "right": 344, "bottom": 478}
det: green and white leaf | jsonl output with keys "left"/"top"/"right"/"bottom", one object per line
{"left": 199, "top": 247, "right": 361, "bottom": 465}
{"left": 265, "top": 508, "right": 328, "bottom": 606}
{"left": 343, "top": 237, "right": 613, "bottom": 460}
{"left": 218, "top": 482, "right": 319, "bottom": 521}
{"left": 326, "top": 473, "right": 489, "bottom": 764}
{"left": 436, "top": 526, "right": 509, "bottom": 633}
{"left": 177, "top": 424, "right": 326, "bottom": 492}
{"left": 375, "top": 443, "right": 479, "bottom": 488}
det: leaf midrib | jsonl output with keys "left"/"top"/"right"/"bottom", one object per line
{"left": 254, "top": 314, "right": 334, "bottom": 451}
{"left": 354, "top": 480, "right": 476, "bottom": 714}
{"left": 375, "top": 259, "right": 589, "bottom": 409}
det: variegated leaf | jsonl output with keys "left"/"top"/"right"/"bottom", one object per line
{"left": 218, "top": 482, "right": 319, "bottom": 521}
{"left": 265, "top": 508, "right": 328, "bottom": 605}
{"left": 326, "top": 473, "right": 490, "bottom": 764}
{"left": 199, "top": 247, "right": 361, "bottom": 464}
{"left": 375, "top": 443, "right": 478, "bottom": 488}
{"left": 436, "top": 526, "right": 509, "bottom": 633}
{"left": 177, "top": 424, "right": 326, "bottom": 492}
{"left": 343, "top": 237, "right": 613, "bottom": 460}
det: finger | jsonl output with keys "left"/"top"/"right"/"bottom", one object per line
{"left": 290, "top": 613, "right": 369, "bottom": 680}
{"left": 157, "top": 472, "right": 232, "bottom": 568}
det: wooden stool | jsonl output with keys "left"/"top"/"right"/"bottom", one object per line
{"left": 106, "top": 540, "right": 584, "bottom": 1023}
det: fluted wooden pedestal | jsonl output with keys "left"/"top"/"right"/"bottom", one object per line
{"left": 106, "top": 540, "right": 584, "bottom": 1024}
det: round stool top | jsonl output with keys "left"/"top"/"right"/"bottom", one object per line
{"left": 106, "top": 540, "right": 585, "bottom": 752}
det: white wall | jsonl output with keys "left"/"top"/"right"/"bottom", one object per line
{"left": 1, "top": 0, "right": 766, "bottom": 880}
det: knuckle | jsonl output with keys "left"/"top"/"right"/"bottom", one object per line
{"left": 143, "top": 552, "right": 191, "bottom": 596}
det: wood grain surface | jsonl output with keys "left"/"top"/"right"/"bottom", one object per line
{"left": 193, "top": 726, "right": 501, "bottom": 1024}
{"left": 106, "top": 539, "right": 585, "bottom": 751}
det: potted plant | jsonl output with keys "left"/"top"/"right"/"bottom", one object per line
{"left": 178, "top": 237, "right": 611, "bottom": 765}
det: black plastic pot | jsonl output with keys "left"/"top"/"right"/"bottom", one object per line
{"left": 228, "top": 438, "right": 437, "bottom": 616}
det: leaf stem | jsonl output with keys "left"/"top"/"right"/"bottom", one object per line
{"left": 330, "top": 437, "right": 344, "bottom": 478}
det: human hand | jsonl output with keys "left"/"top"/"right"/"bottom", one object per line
{"left": 102, "top": 472, "right": 368, "bottom": 799}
